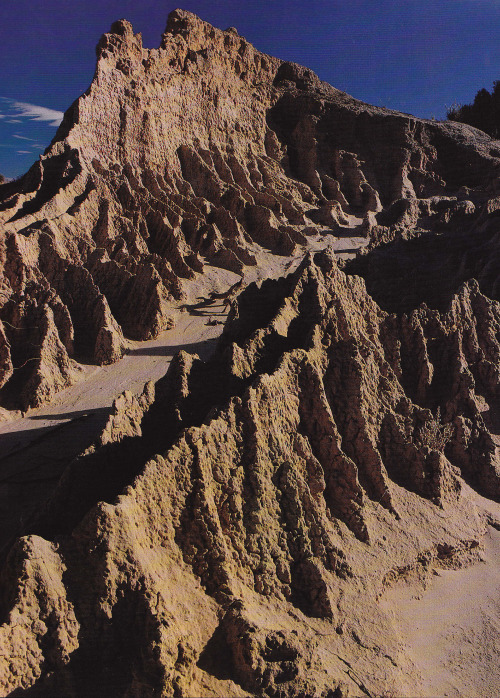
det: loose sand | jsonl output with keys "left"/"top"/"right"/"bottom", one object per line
{"left": 383, "top": 488, "right": 500, "bottom": 697}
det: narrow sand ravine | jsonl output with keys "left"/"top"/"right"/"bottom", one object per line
{"left": 0, "top": 229, "right": 367, "bottom": 451}
{"left": 0, "top": 231, "right": 367, "bottom": 552}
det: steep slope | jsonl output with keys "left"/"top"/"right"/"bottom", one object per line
{"left": 345, "top": 193, "right": 500, "bottom": 316}
{"left": 1, "top": 9, "right": 500, "bottom": 409}
{"left": 1, "top": 251, "right": 499, "bottom": 697}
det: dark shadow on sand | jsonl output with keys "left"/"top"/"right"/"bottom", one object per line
{"left": 28, "top": 407, "right": 110, "bottom": 421}
{"left": 127, "top": 337, "right": 218, "bottom": 360}
{"left": 0, "top": 407, "right": 112, "bottom": 465}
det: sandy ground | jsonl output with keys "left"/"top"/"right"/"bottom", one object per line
{"left": 388, "top": 527, "right": 500, "bottom": 698}
{"left": 382, "top": 487, "right": 500, "bottom": 698}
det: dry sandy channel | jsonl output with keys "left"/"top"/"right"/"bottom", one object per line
{"left": 0, "top": 231, "right": 365, "bottom": 548}
{"left": 0, "top": 230, "right": 367, "bottom": 455}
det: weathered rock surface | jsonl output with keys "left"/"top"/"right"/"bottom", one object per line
{"left": 2, "top": 9, "right": 500, "bottom": 408}
{"left": 346, "top": 193, "right": 500, "bottom": 318}
{"left": 1, "top": 251, "right": 499, "bottom": 697}
{"left": 2, "top": 9, "right": 500, "bottom": 695}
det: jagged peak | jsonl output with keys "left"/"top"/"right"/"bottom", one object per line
{"left": 95, "top": 17, "right": 143, "bottom": 59}
{"left": 164, "top": 8, "right": 243, "bottom": 40}
{"left": 165, "top": 7, "right": 206, "bottom": 33}
{"left": 109, "top": 18, "right": 134, "bottom": 36}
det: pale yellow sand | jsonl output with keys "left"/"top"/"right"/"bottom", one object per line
{"left": 385, "top": 489, "right": 500, "bottom": 697}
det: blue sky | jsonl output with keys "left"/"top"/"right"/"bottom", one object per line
{"left": 1, "top": 0, "right": 500, "bottom": 179}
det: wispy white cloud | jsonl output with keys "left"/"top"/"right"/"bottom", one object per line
{"left": 11, "top": 101, "right": 63, "bottom": 127}
{"left": 16, "top": 150, "right": 31, "bottom": 154}
{"left": 0, "top": 98, "right": 63, "bottom": 127}
{"left": 13, "top": 134, "right": 34, "bottom": 141}
{"left": 7, "top": 119, "right": 22, "bottom": 124}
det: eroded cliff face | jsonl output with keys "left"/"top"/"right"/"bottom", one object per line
{"left": 1, "top": 9, "right": 500, "bottom": 409}
{"left": 1, "top": 251, "right": 499, "bottom": 697}
{"left": 2, "top": 9, "right": 500, "bottom": 695}
{"left": 345, "top": 193, "right": 500, "bottom": 320}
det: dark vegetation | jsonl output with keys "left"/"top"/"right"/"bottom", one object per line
{"left": 447, "top": 81, "right": 500, "bottom": 137}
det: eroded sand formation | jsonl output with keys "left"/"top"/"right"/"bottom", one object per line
{"left": 1, "top": 8, "right": 500, "bottom": 409}
{"left": 1, "top": 8, "right": 500, "bottom": 698}
{"left": 1, "top": 251, "right": 500, "bottom": 696}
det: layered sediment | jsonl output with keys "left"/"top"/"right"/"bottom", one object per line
{"left": 1, "top": 9, "right": 500, "bottom": 408}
